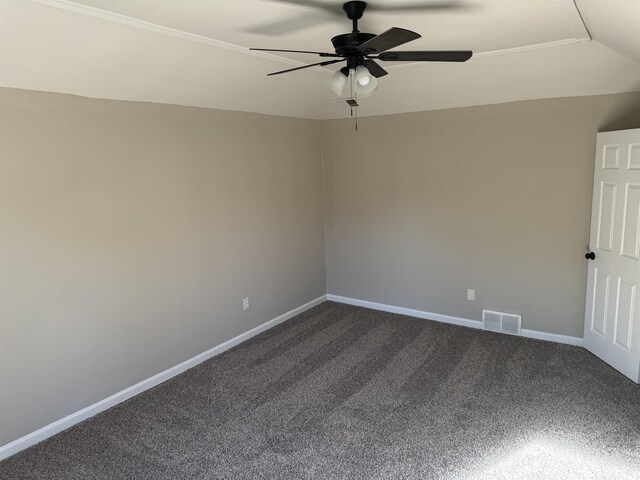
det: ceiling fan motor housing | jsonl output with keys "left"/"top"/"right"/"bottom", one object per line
{"left": 331, "top": 32, "right": 375, "bottom": 68}
{"left": 333, "top": 1, "right": 373, "bottom": 68}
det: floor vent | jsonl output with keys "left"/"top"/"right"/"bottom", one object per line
{"left": 482, "top": 309, "right": 522, "bottom": 336}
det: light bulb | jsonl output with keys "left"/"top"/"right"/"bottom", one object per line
{"left": 354, "top": 65, "right": 371, "bottom": 88}
{"left": 354, "top": 73, "right": 378, "bottom": 97}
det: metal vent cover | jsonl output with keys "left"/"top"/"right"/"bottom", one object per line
{"left": 482, "top": 309, "right": 522, "bottom": 336}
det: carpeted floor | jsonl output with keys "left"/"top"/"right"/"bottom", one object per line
{"left": 1, "top": 301, "right": 639, "bottom": 479}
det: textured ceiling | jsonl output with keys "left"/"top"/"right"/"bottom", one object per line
{"left": 1, "top": 0, "right": 639, "bottom": 119}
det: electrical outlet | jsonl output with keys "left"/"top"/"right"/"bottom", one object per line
{"left": 467, "top": 289, "right": 475, "bottom": 301}
{"left": 242, "top": 297, "right": 250, "bottom": 311}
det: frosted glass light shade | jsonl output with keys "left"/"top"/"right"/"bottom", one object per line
{"left": 354, "top": 73, "right": 378, "bottom": 96}
{"left": 326, "top": 69, "right": 349, "bottom": 95}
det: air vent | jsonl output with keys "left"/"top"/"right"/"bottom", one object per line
{"left": 482, "top": 309, "right": 522, "bottom": 336}
{"left": 483, "top": 311, "right": 501, "bottom": 331}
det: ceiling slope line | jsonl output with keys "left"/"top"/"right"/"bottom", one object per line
{"left": 556, "top": 0, "right": 592, "bottom": 41}
{"left": 384, "top": 0, "right": 592, "bottom": 72}
{"left": 27, "top": 0, "right": 329, "bottom": 73}
{"left": 474, "top": 38, "right": 585, "bottom": 58}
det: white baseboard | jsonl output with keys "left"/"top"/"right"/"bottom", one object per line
{"left": 326, "top": 294, "right": 583, "bottom": 347}
{"left": 0, "top": 295, "right": 327, "bottom": 461}
{"left": 520, "top": 328, "right": 583, "bottom": 346}
{"left": 326, "top": 294, "right": 483, "bottom": 330}
{"left": 1, "top": 292, "right": 584, "bottom": 460}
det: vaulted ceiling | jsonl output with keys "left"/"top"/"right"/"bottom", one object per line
{"left": 1, "top": 0, "right": 639, "bottom": 119}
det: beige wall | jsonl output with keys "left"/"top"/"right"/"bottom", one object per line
{"left": 0, "top": 88, "right": 326, "bottom": 445}
{"left": 2, "top": 88, "right": 640, "bottom": 448}
{"left": 322, "top": 93, "right": 640, "bottom": 338}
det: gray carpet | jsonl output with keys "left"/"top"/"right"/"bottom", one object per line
{"left": 1, "top": 301, "right": 639, "bottom": 479}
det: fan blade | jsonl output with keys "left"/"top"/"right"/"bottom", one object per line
{"left": 377, "top": 50, "right": 473, "bottom": 62}
{"left": 263, "top": 0, "right": 342, "bottom": 14}
{"left": 251, "top": 48, "right": 340, "bottom": 57}
{"left": 249, "top": 1, "right": 473, "bottom": 35}
{"left": 243, "top": 10, "right": 335, "bottom": 36}
{"left": 368, "top": 1, "right": 472, "bottom": 12}
{"left": 267, "top": 59, "right": 344, "bottom": 76}
{"left": 364, "top": 59, "right": 388, "bottom": 78}
{"left": 266, "top": 0, "right": 471, "bottom": 13}
{"left": 357, "top": 28, "right": 421, "bottom": 54}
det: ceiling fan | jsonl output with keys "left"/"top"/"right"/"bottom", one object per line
{"left": 250, "top": 1, "right": 472, "bottom": 97}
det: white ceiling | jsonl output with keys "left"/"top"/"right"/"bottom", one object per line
{"left": 1, "top": 0, "right": 639, "bottom": 119}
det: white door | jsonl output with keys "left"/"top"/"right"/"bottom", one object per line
{"left": 584, "top": 128, "right": 640, "bottom": 383}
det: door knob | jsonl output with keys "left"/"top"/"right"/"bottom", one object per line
{"left": 585, "top": 252, "right": 595, "bottom": 260}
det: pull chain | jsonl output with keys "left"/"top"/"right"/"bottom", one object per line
{"left": 347, "top": 69, "right": 358, "bottom": 132}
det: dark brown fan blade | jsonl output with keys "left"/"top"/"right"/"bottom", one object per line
{"left": 368, "top": 1, "right": 472, "bottom": 12}
{"left": 364, "top": 59, "right": 388, "bottom": 78}
{"left": 357, "top": 27, "right": 421, "bottom": 54}
{"left": 265, "top": 0, "right": 343, "bottom": 14}
{"left": 243, "top": 12, "right": 334, "bottom": 36}
{"left": 251, "top": 48, "right": 340, "bottom": 57}
{"left": 377, "top": 50, "right": 473, "bottom": 62}
{"left": 269, "top": 0, "right": 471, "bottom": 13}
{"left": 267, "top": 59, "right": 344, "bottom": 76}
